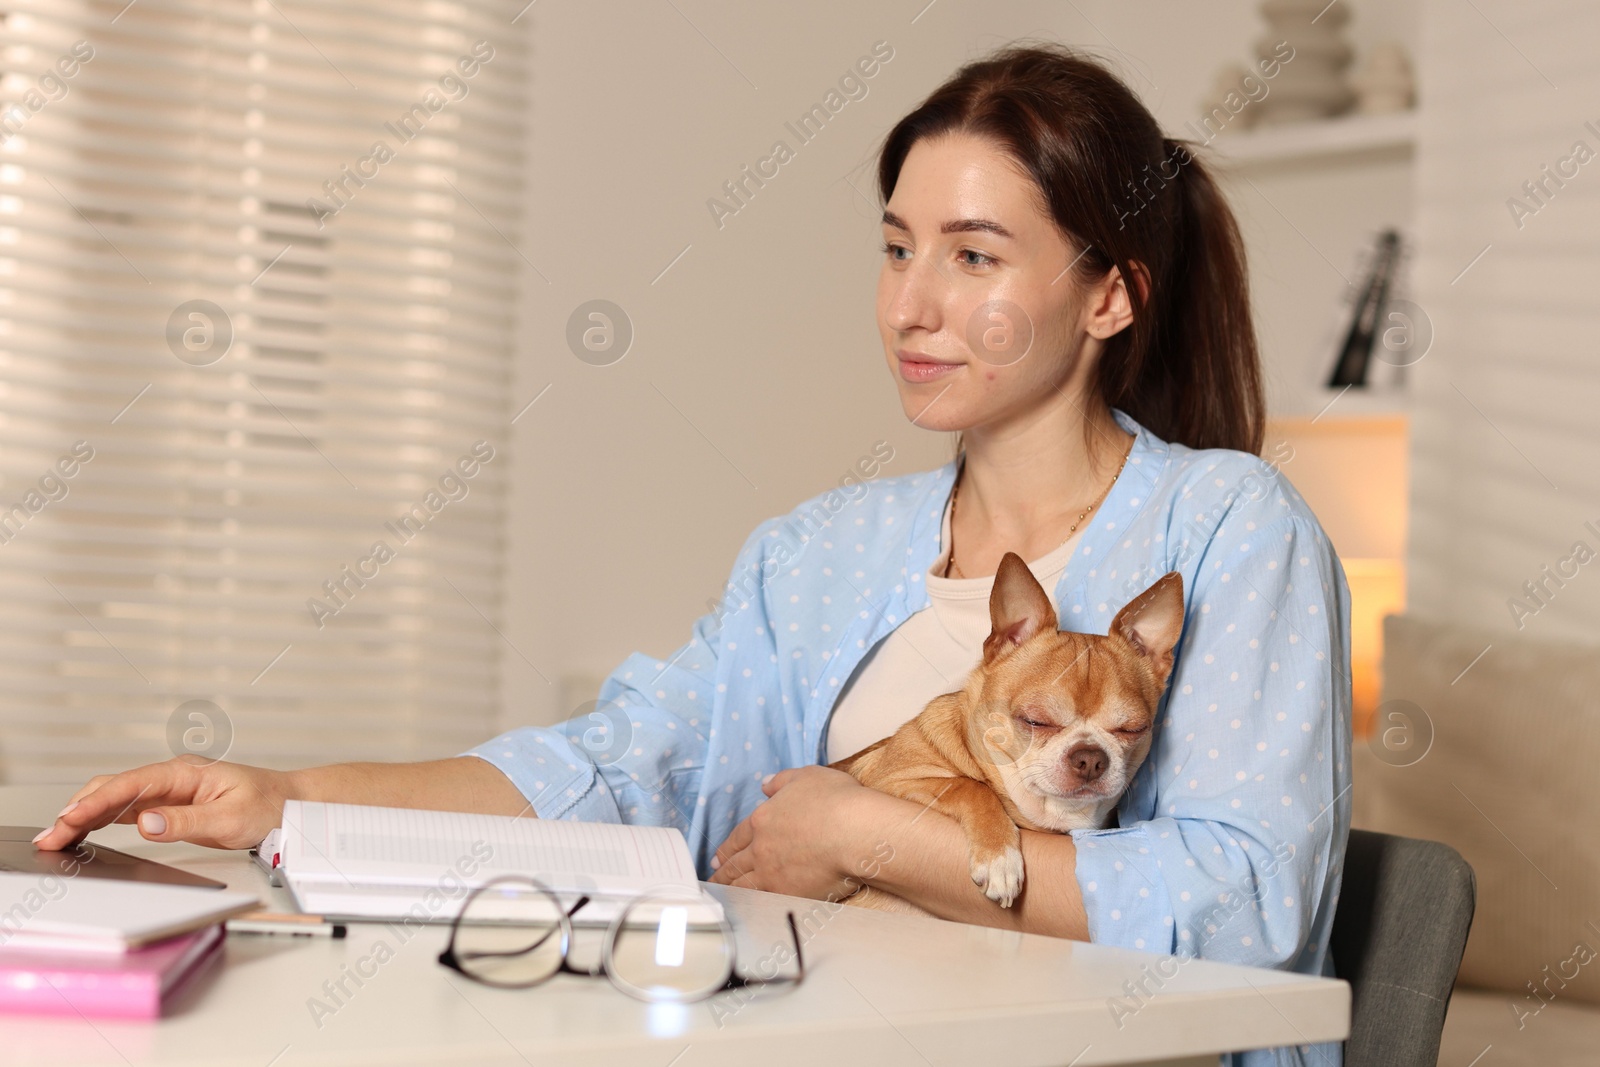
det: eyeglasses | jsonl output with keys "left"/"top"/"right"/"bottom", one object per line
{"left": 437, "top": 876, "right": 805, "bottom": 1004}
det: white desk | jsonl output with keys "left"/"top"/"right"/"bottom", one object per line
{"left": 1, "top": 784, "right": 1347, "bottom": 1066}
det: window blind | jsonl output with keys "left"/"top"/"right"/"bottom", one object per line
{"left": 0, "top": 0, "right": 526, "bottom": 783}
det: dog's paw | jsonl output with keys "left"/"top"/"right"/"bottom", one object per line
{"left": 970, "top": 845, "right": 1024, "bottom": 907}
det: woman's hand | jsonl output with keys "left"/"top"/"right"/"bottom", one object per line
{"left": 32, "top": 757, "right": 295, "bottom": 851}
{"left": 709, "top": 765, "right": 892, "bottom": 900}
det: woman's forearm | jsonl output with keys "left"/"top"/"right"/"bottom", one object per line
{"left": 852, "top": 789, "right": 1090, "bottom": 940}
{"left": 287, "top": 756, "right": 533, "bottom": 817}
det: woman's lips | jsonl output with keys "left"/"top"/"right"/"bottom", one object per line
{"left": 897, "top": 354, "right": 964, "bottom": 383}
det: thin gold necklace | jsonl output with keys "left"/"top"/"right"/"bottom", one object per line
{"left": 942, "top": 437, "right": 1133, "bottom": 580}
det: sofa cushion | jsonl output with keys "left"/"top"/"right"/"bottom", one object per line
{"left": 1442, "top": 989, "right": 1600, "bottom": 1066}
{"left": 1353, "top": 613, "right": 1600, "bottom": 1009}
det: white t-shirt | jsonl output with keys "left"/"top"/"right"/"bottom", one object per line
{"left": 822, "top": 490, "right": 1083, "bottom": 764}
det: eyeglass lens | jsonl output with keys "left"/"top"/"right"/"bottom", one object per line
{"left": 606, "top": 895, "right": 735, "bottom": 1002}
{"left": 451, "top": 880, "right": 569, "bottom": 987}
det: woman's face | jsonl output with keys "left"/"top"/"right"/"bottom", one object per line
{"left": 876, "top": 131, "right": 1101, "bottom": 435}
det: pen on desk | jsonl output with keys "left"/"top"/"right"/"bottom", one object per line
{"left": 226, "top": 912, "right": 347, "bottom": 939}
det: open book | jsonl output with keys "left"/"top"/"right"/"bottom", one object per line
{"left": 273, "top": 801, "right": 720, "bottom": 926}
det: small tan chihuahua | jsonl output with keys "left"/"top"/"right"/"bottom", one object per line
{"left": 831, "top": 553, "right": 1184, "bottom": 914}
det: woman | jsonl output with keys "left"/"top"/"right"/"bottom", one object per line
{"left": 39, "top": 43, "right": 1349, "bottom": 1064}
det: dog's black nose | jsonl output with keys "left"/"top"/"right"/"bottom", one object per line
{"left": 1067, "top": 743, "right": 1107, "bottom": 783}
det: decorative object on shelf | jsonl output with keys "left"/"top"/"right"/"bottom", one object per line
{"left": 1253, "top": 0, "right": 1355, "bottom": 125}
{"left": 1350, "top": 41, "right": 1415, "bottom": 114}
{"left": 1198, "top": 63, "right": 1264, "bottom": 135}
{"left": 1326, "top": 229, "right": 1402, "bottom": 388}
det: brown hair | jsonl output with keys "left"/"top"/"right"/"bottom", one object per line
{"left": 877, "top": 43, "right": 1265, "bottom": 455}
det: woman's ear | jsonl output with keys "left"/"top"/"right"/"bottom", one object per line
{"left": 1084, "top": 261, "right": 1150, "bottom": 340}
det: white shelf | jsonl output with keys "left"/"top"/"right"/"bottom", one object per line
{"left": 1205, "top": 110, "right": 1417, "bottom": 167}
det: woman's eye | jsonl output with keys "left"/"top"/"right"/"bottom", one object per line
{"left": 960, "top": 248, "right": 995, "bottom": 267}
{"left": 880, "top": 241, "right": 910, "bottom": 261}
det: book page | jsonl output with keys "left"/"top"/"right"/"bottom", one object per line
{"left": 279, "top": 801, "right": 700, "bottom": 899}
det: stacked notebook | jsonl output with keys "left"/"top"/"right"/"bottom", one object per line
{"left": 0, "top": 874, "right": 257, "bottom": 1018}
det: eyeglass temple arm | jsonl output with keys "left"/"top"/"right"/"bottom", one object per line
{"left": 734, "top": 911, "right": 806, "bottom": 989}
{"left": 785, "top": 912, "right": 805, "bottom": 981}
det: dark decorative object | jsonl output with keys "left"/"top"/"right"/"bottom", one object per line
{"left": 1327, "top": 229, "right": 1402, "bottom": 388}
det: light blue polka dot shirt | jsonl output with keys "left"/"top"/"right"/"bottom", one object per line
{"left": 466, "top": 408, "right": 1352, "bottom": 1067}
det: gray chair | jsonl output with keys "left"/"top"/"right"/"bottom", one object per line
{"left": 1331, "top": 829, "right": 1476, "bottom": 1067}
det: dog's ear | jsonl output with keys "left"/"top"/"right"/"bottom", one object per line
{"left": 1110, "top": 571, "right": 1185, "bottom": 683}
{"left": 982, "top": 552, "right": 1059, "bottom": 666}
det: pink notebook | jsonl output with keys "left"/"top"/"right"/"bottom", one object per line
{"left": 0, "top": 923, "right": 222, "bottom": 1019}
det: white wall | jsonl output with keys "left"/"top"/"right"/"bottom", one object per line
{"left": 499, "top": 0, "right": 1427, "bottom": 732}
{"left": 1406, "top": 0, "right": 1600, "bottom": 641}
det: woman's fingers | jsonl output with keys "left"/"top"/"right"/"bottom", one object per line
{"left": 760, "top": 768, "right": 800, "bottom": 797}
{"left": 135, "top": 803, "right": 255, "bottom": 850}
{"left": 725, "top": 868, "right": 765, "bottom": 892}
{"left": 33, "top": 763, "right": 197, "bottom": 850}
{"left": 710, "top": 840, "right": 758, "bottom": 885}
{"left": 33, "top": 760, "right": 286, "bottom": 853}
{"left": 64, "top": 774, "right": 115, "bottom": 807}
{"left": 712, "top": 820, "right": 782, "bottom": 887}
{"left": 711, "top": 817, "right": 754, "bottom": 876}
{"left": 37, "top": 774, "right": 121, "bottom": 841}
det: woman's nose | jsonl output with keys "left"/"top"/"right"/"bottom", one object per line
{"left": 884, "top": 260, "right": 945, "bottom": 335}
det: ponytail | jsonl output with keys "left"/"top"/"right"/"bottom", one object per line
{"left": 1105, "top": 137, "right": 1265, "bottom": 454}
{"left": 878, "top": 45, "right": 1265, "bottom": 455}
